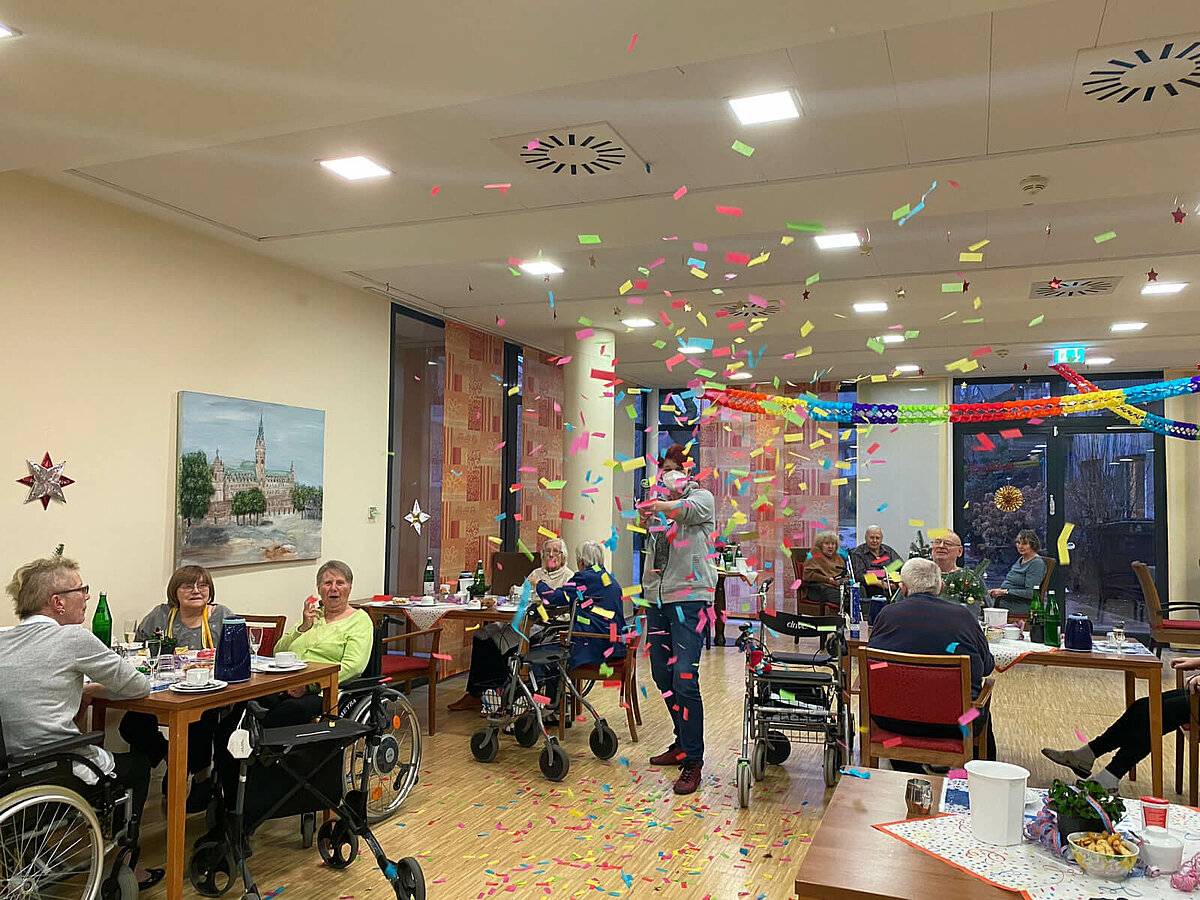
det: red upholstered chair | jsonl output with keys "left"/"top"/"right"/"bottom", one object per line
{"left": 1133, "top": 561, "right": 1200, "bottom": 657}
{"left": 857, "top": 646, "right": 993, "bottom": 770}
{"left": 239, "top": 614, "right": 287, "bottom": 657}
{"left": 560, "top": 616, "right": 645, "bottom": 742}
{"left": 379, "top": 627, "right": 444, "bottom": 736}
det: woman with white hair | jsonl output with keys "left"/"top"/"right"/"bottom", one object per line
{"left": 803, "top": 531, "right": 847, "bottom": 613}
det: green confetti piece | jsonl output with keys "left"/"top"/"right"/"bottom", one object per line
{"left": 941, "top": 282, "right": 964, "bottom": 293}
{"left": 695, "top": 368, "right": 716, "bottom": 378}
{"left": 963, "top": 317, "right": 984, "bottom": 324}
{"left": 866, "top": 337, "right": 886, "bottom": 355}
{"left": 939, "top": 310, "right": 959, "bottom": 321}
{"left": 892, "top": 204, "right": 911, "bottom": 221}
{"left": 805, "top": 272, "right": 820, "bottom": 286}
{"left": 637, "top": 267, "right": 650, "bottom": 275}
{"left": 1093, "top": 230, "right": 1117, "bottom": 244}
{"left": 577, "top": 234, "right": 602, "bottom": 244}
{"left": 625, "top": 404, "right": 638, "bottom": 419}
{"left": 787, "top": 221, "right": 824, "bottom": 232}
{"left": 1028, "top": 314, "right": 1045, "bottom": 327}
{"left": 904, "top": 330, "right": 920, "bottom": 339}
{"left": 509, "top": 266, "right": 522, "bottom": 276}
{"left": 652, "top": 340, "right": 666, "bottom": 349}
{"left": 731, "top": 139, "right": 755, "bottom": 157}
{"left": 578, "top": 316, "right": 593, "bottom": 326}
{"left": 543, "top": 479, "right": 568, "bottom": 490}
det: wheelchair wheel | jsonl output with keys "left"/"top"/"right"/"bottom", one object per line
{"left": 823, "top": 744, "right": 839, "bottom": 788}
{"left": 578, "top": 679, "right": 596, "bottom": 697}
{"left": 0, "top": 785, "right": 104, "bottom": 900}
{"left": 539, "top": 740, "right": 570, "bottom": 782}
{"left": 588, "top": 722, "right": 618, "bottom": 760}
{"left": 470, "top": 728, "right": 500, "bottom": 763}
{"left": 345, "top": 689, "right": 423, "bottom": 823}
{"left": 190, "top": 838, "right": 237, "bottom": 897}
{"left": 750, "top": 740, "right": 768, "bottom": 781}
{"left": 514, "top": 712, "right": 541, "bottom": 748}
{"left": 391, "top": 856, "right": 426, "bottom": 900}
{"left": 100, "top": 862, "right": 138, "bottom": 900}
{"left": 765, "top": 731, "right": 791, "bottom": 765}
{"left": 300, "top": 811, "right": 315, "bottom": 848}
{"left": 317, "top": 818, "right": 359, "bottom": 869}
{"left": 736, "top": 760, "right": 751, "bottom": 808}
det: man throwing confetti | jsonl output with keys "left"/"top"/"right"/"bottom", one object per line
{"left": 639, "top": 444, "right": 716, "bottom": 794}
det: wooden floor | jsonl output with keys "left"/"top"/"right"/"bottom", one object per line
{"left": 132, "top": 637, "right": 1196, "bottom": 900}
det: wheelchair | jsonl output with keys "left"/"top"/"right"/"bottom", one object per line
{"left": 0, "top": 715, "right": 142, "bottom": 899}
{"left": 734, "top": 578, "right": 854, "bottom": 807}
{"left": 189, "top": 676, "right": 424, "bottom": 900}
{"left": 469, "top": 593, "right": 620, "bottom": 781}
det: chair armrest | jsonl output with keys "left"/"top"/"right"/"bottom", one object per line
{"left": 10, "top": 730, "right": 104, "bottom": 763}
{"left": 972, "top": 678, "right": 995, "bottom": 711}
{"left": 1162, "top": 603, "right": 1200, "bottom": 615}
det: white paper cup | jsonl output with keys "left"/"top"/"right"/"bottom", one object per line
{"left": 965, "top": 760, "right": 1029, "bottom": 845}
{"left": 275, "top": 651, "right": 298, "bottom": 666}
{"left": 185, "top": 666, "right": 210, "bottom": 686}
{"left": 1003, "top": 625, "right": 1020, "bottom": 641}
{"left": 983, "top": 607, "right": 1009, "bottom": 628}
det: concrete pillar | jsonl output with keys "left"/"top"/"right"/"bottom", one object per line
{"left": 562, "top": 329, "right": 616, "bottom": 559}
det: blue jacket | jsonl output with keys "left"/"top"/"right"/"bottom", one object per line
{"left": 537, "top": 567, "right": 628, "bottom": 668}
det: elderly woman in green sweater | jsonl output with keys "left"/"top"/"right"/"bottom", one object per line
{"left": 261, "top": 559, "right": 374, "bottom": 726}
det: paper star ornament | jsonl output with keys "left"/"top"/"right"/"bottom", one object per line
{"left": 1173, "top": 206, "right": 1187, "bottom": 224}
{"left": 404, "top": 499, "right": 431, "bottom": 534}
{"left": 17, "top": 452, "right": 75, "bottom": 509}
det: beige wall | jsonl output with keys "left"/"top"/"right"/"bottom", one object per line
{"left": 0, "top": 173, "right": 391, "bottom": 631}
{"left": 1165, "top": 382, "right": 1199, "bottom": 607}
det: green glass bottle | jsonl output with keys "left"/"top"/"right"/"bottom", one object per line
{"left": 1042, "top": 590, "right": 1060, "bottom": 647}
{"left": 423, "top": 557, "right": 436, "bottom": 596}
{"left": 92, "top": 591, "right": 112, "bottom": 647}
{"left": 472, "top": 559, "right": 486, "bottom": 596}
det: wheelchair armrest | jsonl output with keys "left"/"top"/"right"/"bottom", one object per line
{"left": 339, "top": 675, "right": 392, "bottom": 697}
{"left": 10, "top": 730, "right": 104, "bottom": 763}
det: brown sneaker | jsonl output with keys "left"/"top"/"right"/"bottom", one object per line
{"left": 447, "top": 693, "right": 482, "bottom": 712}
{"left": 649, "top": 745, "right": 686, "bottom": 767}
{"left": 673, "top": 761, "right": 702, "bottom": 795}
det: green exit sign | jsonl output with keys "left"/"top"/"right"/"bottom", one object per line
{"left": 1053, "top": 346, "right": 1087, "bottom": 365}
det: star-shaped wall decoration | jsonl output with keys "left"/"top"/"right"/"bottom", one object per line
{"left": 404, "top": 499, "right": 431, "bottom": 534}
{"left": 802, "top": 289, "right": 810, "bottom": 300}
{"left": 17, "top": 452, "right": 75, "bottom": 509}
{"left": 1173, "top": 206, "right": 1187, "bottom": 224}
{"left": 1147, "top": 268, "right": 1158, "bottom": 282}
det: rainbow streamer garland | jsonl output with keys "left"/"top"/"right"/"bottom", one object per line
{"left": 702, "top": 366, "right": 1200, "bottom": 440}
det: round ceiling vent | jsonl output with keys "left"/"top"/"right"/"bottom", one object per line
{"left": 519, "top": 132, "right": 627, "bottom": 175}
{"left": 1083, "top": 40, "right": 1200, "bottom": 102}
{"left": 1030, "top": 277, "right": 1120, "bottom": 299}
{"left": 718, "top": 300, "right": 781, "bottom": 318}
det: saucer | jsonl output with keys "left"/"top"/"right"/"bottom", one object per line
{"left": 168, "top": 679, "right": 228, "bottom": 694}
{"left": 255, "top": 661, "right": 307, "bottom": 673}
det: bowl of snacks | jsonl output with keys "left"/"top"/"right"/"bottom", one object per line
{"left": 1067, "top": 832, "right": 1139, "bottom": 879}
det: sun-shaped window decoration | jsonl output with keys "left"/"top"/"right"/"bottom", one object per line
{"left": 993, "top": 485, "right": 1025, "bottom": 513}
{"left": 1083, "top": 40, "right": 1200, "bottom": 103}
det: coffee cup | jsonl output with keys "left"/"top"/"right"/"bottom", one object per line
{"left": 185, "top": 666, "right": 210, "bottom": 686}
{"left": 275, "top": 651, "right": 299, "bottom": 666}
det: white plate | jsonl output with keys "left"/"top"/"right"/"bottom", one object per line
{"left": 259, "top": 661, "right": 308, "bottom": 672}
{"left": 1025, "top": 788, "right": 1042, "bottom": 808}
{"left": 168, "top": 679, "right": 228, "bottom": 694}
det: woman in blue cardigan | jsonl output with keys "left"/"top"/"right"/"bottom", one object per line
{"left": 987, "top": 529, "right": 1048, "bottom": 619}
{"left": 535, "top": 540, "right": 628, "bottom": 723}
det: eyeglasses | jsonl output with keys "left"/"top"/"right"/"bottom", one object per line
{"left": 930, "top": 540, "right": 962, "bottom": 548}
{"left": 179, "top": 582, "right": 211, "bottom": 593}
{"left": 56, "top": 584, "right": 89, "bottom": 596}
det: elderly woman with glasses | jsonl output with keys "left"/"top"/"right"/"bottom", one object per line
{"left": 119, "top": 565, "right": 232, "bottom": 813}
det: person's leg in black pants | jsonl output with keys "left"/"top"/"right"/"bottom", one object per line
{"left": 111, "top": 749, "right": 163, "bottom": 883}
{"left": 1092, "top": 689, "right": 1190, "bottom": 783}
{"left": 261, "top": 691, "right": 325, "bottom": 727}
{"left": 118, "top": 712, "right": 168, "bottom": 768}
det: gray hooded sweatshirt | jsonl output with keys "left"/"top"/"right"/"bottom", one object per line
{"left": 641, "top": 481, "right": 718, "bottom": 604}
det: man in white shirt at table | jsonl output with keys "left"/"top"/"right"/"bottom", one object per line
{"left": 0, "top": 555, "right": 164, "bottom": 889}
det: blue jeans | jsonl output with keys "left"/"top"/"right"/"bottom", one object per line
{"left": 646, "top": 600, "right": 708, "bottom": 763}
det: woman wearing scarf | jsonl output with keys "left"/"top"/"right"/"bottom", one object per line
{"left": 447, "top": 539, "right": 574, "bottom": 713}
{"left": 119, "top": 565, "right": 232, "bottom": 813}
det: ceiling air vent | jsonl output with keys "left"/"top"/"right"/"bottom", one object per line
{"left": 492, "top": 122, "right": 643, "bottom": 176}
{"left": 718, "top": 300, "right": 781, "bottom": 318}
{"left": 1029, "top": 277, "right": 1121, "bottom": 299}
{"left": 1071, "top": 35, "right": 1200, "bottom": 105}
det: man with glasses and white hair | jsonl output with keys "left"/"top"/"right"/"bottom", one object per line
{"left": 930, "top": 530, "right": 964, "bottom": 577}
{"left": 0, "top": 556, "right": 163, "bottom": 888}
{"left": 867, "top": 557, "right": 997, "bottom": 771}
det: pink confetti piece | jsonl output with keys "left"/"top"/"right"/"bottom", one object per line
{"left": 673, "top": 185, "right": 688, "bottom": 200}
{"left": 575, "top": 328, "right": 594, "bottom": 339}
{"left": 692, "top": 241, "right": 708, "bottom": 252}
{"left": 715, "top": 205, "right": 743, "bottom": 217}
{"left": 957, "top": 707, "right": 981, "bottom": 726}
{"left": 948, "top": 768, "right": 968, "bottom": 779}
{"left": 555, "top": 356, "right": 572, "bottom": 366}
{"left": 883, "top": 736, "right": 903, "bottom": 748}
{"left": 533, "top": 694, "right": 552, "bottom": 706}
{"left": 484, "top": 182, "right": 511, "bottom": 193}
{"left": 1074, "top": 728, "right": 1089, "bottom": 743}
{"left": 999, "top": 428, "right": 1023, "bottom": 439}
{"left": 725, "top": 251, "right": 751, "bottom": 265}
{"left": 627, "top": 32, "right": 638, "bottom": 51}
{"left": 429, "top": 185, "right": 440, "bottom": 196}
{"left": 869, "top": 662, "right": 887, "bottom": 670}
{"left": 971, "top": 345, "right": 992, "bottom": 357}
{"left": 975, "top": 433, "right": 995, "bottom": 451}
{"left": 495, "top": 317, "right": 505, "bottom": 327}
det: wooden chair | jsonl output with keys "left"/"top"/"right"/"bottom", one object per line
{"left": 857, "top": 646, "right": 993, "bottom": 770}
{"left": 1037, "top": 555, "right": 1056, "bottom": 609}
{"left": 239, "top": 613, "right": 287, "bottom": 656}
{"left": 490, "top": 552, "right": 542, "bottom": 597}
{"left": 1132, "top": 561, "right": 1200, "bottom": 657}
{"left": 1173, "top": 666, "right": 1200, "bottom": 806}
{"left": 790, "top": 548, "right": 825, "bottom": 615}
{"left": 559, "top": 615, "right": 645, "bottom": 742}
{"left": 361, "top": 607, "right": 445, "bottom": 735}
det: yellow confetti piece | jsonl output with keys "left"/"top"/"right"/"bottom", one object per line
{"left": 969, "top": 239, "right": 990, "bottom": 251}
{"left": 831, "top": 477, "right": 848, "bottom": 486}
{"left": 783, "top": 432, "right": 805, "bottom": 443}
{"left": 908, "top": 518, "right": 925, "bottom": 527}
{"left": 973, "top": 296, "right": 982, "bottom": 310}
{"left": 621, "top": 584, "right": 643, "bottom": 597}
{"left": 800, "top": 320, "right": 814, "bottom": 337}
{"left": 958, "top": 252, "right": 983, "bottom": 263}
{"left": 1057, "top": 522, "right": 1075, "bottom": 565}
{"left": 870, "top": 374, "right": 887, "bottom": 383}
{"left": 619, "top": 280, "right": 633, "bottom": 294}
{"left": 620, "top": 457, "right": 645, "bottom": 472}
{"left": 537, "top": 603, "right": 549, "bottom": 621}
{"left": 794, "top": 346, "right": 812, "bottom": 358}
{"left": 696, "top": 312, "right": 707, "bottom": 327}
{"left": 780, "top": 235, "right": 795, "bottom": 246}
{"left": 487, "top": 535, "right": 502, "bottom": 545}
{"left": 537, "top": 525, "right": 559, "bottom": 539}
{"left": 748, "top": 252, "right": 770, "bottom": 266}
{"left": 690, "top": 267, "right": 709, "bottom": 279}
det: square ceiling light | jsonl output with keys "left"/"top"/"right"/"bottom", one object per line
{"left": 1110, "top": 321, "right": 1146, "bottom": 332}
{"left": 814, "top": 232, "right": 862, "bottom": 250}
{"left": 728, "top": 371, "right": 753, "bottom": 379}
{"left": 518, "top": 260, "right": 563, "bottom": 275}
{"left": 621, "top": 317, "right": 654, "bottom": 328}
{"left": 319, "top": 156, "right": 391, "bottom": 181}
{"left": 1087, "top": 356, "right": 1114, "bottom": 365}
{"left": 894, "top": 364, "right": 920, "bottom": 373}
{"left": 853, "top": 301, "right": 888, "bottom": 314}
{"left": 879, "top": 334, "right": 905, "bottom": 344}
{"left": 728, "top": 90, "right": 800, "bottom": 126}
{"left": 0, "top": 24, "right": 21, "bottom": 38}
{"left": 1141, "top": 282, "right": 1187, "bottom": 295}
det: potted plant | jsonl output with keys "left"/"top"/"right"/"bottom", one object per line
{"left": 942, "top": 558, "right": 990, "bottom": 619}
{"left": 1047, "top": 778, "right": 1125, "bottom": 841}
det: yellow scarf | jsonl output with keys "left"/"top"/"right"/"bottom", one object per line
{"left": 167, "top": 606, "right": 214, "bottom": 650}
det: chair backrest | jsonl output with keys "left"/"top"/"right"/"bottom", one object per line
{"left": 490, "top": 552, "right": 542, "bottom": 597}
{"left": 240, "top": 614, "right": 287, "bottom": 656}
{"left": 790, "top": 548, "right": 809, "bottom": 610}
{"left": 858, "top": 646, "right": 971, "bottom": 727}
{"left": 1132, "top": 561, "right": 1164, "bottom": 628}
{"left": 1038, "top": 556, "right": 1056, "bottom": 607}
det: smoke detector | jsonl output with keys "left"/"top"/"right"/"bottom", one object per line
{"left": 1020, "top": 175, "right": 1049, "bottom": 196}
{"left": 995, "top": 348, "right": 1010, "bottom": 358}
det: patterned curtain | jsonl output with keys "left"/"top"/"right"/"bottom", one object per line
{"left": 518, "top": 351, "right": 565, "bottom": 551}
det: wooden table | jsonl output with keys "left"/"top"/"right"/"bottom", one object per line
{"left": 794, "top": 768, "right": 1011, "bottom": 899}
{"left": 356, "top": 599, "right": 515, "bottom": 679}
{"left": 92, "top": 662, "right": 341, "bottom": 900}
{"left": 847, "top": 637, "right": 1166, "bottom": 797}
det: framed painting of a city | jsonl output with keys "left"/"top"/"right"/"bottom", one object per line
{"left": 175, "top": 391, "right": 325, "bottom": 568}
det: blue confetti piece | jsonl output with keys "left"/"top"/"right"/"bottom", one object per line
{"left": 548, "top": 290, "right": 555, "bottom": 307}
{"left": 876, "top": 503, "right": 889, "bottom": 513}
{"left": 946, "top": 642, "right": 959, "bottom": 653}
{"left": 839, "top": 767, "right": 871, "bottom": 779}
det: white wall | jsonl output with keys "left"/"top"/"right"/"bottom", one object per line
{"left": 0, "top": 173, "right": 391, "bottom": 630}
{"left": 856, "top": 378, "right": 954, "bottom": 549}
{"left": 1165, "top": 382, "right": 1199, "bottom": 606}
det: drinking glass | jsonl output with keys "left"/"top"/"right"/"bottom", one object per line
{"left": 248, "top": 626, "right": 263, "bottom": 657}
{"left": 123, "top": 619, "right": 138, "bottom": 645}
{"left": 1111, "top": 621, "right": 1126, "bottom": 651}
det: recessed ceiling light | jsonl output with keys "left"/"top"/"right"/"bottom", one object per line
{"left": 728, "top": 90, "right": 800, "bottom": 126}
{"left": 728, "top": 371, "right": 753, "bottom": 380}
{"left": 0, "top": 24, "right": 22, "bottom": 38}
{"left": 678, "top": 346, "right": 707, "bottom": 355}
{"left": 1141, "top": 282, "right": 1187, "bottom": 296}
{"left": 319, "top": 156, "right": 391, "bottom": 181}
{"left": 894, "top": 364, "right": 921, "bottom": 373}
{"left": 621, "top": 317, "right": 654, "bottom": 328}
{"left": 518, "top": 260, "right": 563, "bottom": 275}
{"left": 879, "top": 334, "right": 905, "bottom": 344}
{"left": 1087, "top": 356, "right": 1114, "bottom": 365}
{"left": 814, "top": 232, "right": 861, "bottom": 251}
{"left": 909, "top": 387, "right": 928, "bottom": 392}
{"left": 1110, "top": 321, "right": 1146, "bottom": 332}
{"left": 854, "top": 301, "right": 888, "bottom": 314}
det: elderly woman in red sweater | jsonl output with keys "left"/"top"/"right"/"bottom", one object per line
{"left": 803, "top": 530, "right": 847, "bottom": 612}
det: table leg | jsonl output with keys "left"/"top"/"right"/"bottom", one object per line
{"left": 714, "top": 578, "right": 727, "bottom": 647}
{"left": 165, "top": 711, "right": 190, "bottom": 900}
{"left": 1148, "top": 667, "right": 1164, "bottom": 798}
{"left": 1125, "top": 672, "right": 1137, "bottom": 782}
